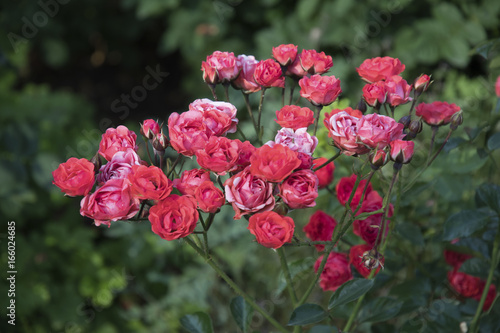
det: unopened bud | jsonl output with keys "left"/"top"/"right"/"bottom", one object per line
{"left": 140, "top": 119, "right": 161, "bottom": 140}
{"left": 361, "top": 249, "right": 384, "bottom": 270}
{"left": 152, "top": 132, "right": 169, "bottom": 152}
{"left": 409, "top": 119, "right": 423, "bottom": 135}
{"left": 91, "top": 153, "right": 102, "bottom": 173}
{"left": 357, "top": 99, "right": 367, "bottom": 114}
{"left": 414, "top": 74, "right": 432, "bottom": 94}
{"left": 398, "top": 115, "right": 411, "bottom": 128}
{"left": 450, "top": 111, "right": 463, "bottom": 131}
{"left": 390, "top": 139, "right": 414, "bottom": 164}
{"left": 370, "top": 149, "right": 389, "bottom": 169}
{"left": 273, "top": 201, "right": 289, "bottom": 216}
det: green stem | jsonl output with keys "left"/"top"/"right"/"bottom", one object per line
{"left": 166, "top": 154, "right": 183, "bottom": 178}
{"left": 426, "top": 129, "right": 453, "bottom": 167}
{"left": 242, "top": 92, "right": 258, "bottom": 134}
{"left": 289, "top": 80, "right": 296, "bottom": 105}
{"left": 184, "top": 237, "right": 290, "bottom": 333}
{"left": 223, "top": 82, "right": 230, "bottom": 102}
{"left": 469, "top": 220, "right": 500, "bottom": 332}
{"left": 427, "top": 126, "right": 438, "bottom": 162}
{"left": 257, "top": 88, "right": 267, "bottom": 145}
{"left": 313, "top": 105, "right": 323, "bottom": 137}
{"left": 379, "top": 167, "right": 400, "bottom": 252}
{"left": 277, "top": 247, "right": 298, "bottom": 306}
{"left": 208, "top": 83, "right": 218, "bottom": 101}
{"left": 343, "top": 270, "right": 376, "bottom": 332}
{"left": 312, "top": 150, "right": 341, "bottom": 171}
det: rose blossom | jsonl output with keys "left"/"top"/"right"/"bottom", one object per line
{"left": 249, "top": 144, "right": 301, "bottom": 183}
{"left": 168, "top": 110, "right": 211, "bottom": 156}
{"left": 298, "top": 49, "right": 333, "bottom": 75}
{"left": 303, "top": 210, "right": 337, "bottom": 251}
{"left": 98, "top": 125, "right": 138, "bottom": 161}
{"left": 202, "top": 51, "right": 239, "bottom": 82}
{"left": 356, "top": 57, "right": 405, "bottom": 83}
{"left": 189, "top": 98, "right": 238, "bottom": 134}
{"left": 267, "top": 127, "right": 318, "bottom": 156}
{"left": 448, "top": 270, "right": 484, "bottom": 298}
{"left": 80, "top": 178, "right": 140, "bottom": 227}
{"left": 195, "top": 136, "right": 239, "bottom": 175}
{"left": 272, "top": 44, "right": 298, "bottom": 67}
{"left": 314, "top": 252, "right": 353, "bottom": 292}
{"left": 349, "top": 244, "right": 383, "bottom": 278}
{"left": 148, "top": 194, "right": 199, "bottom": 241}
{"left": 247, "top": 211, "right": 294, "bottom": 249}
{"left": 224, "top": 166, "right": 275, "bottom": 220}
{"left": 233, "top": 55, "right": 261, "bottom": 94}
{"left": 312, "top": 157, "right": 335, "bottom": 189}
{"left": 384, "top": 75, "right": 412, "bottom": 106}
{"left": 278, "top": 169, "right": 318, "bottom": 209}
{"left": 195, "top": 181, "right": 225, "bottom": 213}
{"left": 443, "top": 239, "right": 472, "bottom": 269}
{"left": 140, "top": 119, "right": 161, "bottom": 140}
{"left": 473, "top": 284, "right": 497, "bottom": 311}
{"left": 323, "top": 111, "right": 369, "bottom": 156}
{"left": 336, "top": 174, "right": 373, "bottom": 209}
{"left": 353, "top": 191, "right": 393, "bottom": 246}
{"left": 415, "top": 101, "right": 461, "bottom": 126}
{"left": 389, "top": 139, "right": 414, "bottom": 164}
{"left": 234, "top": 140, "right": 256, "bottom": 172}
{"left": 357, "top": 113, "right": 405, "bottom": 150}
{"left": 299, "top": 74, "right": 342, "bottom": 106}
{"left": 296, "top": 152, "right": 313, "bottom": 170}
{"left": 128, "top": 165, "right": 173, "bottom": 201}
{"left": 53, "top": 157, "right": 95, "bottom": 197}
{"left": 254, "top": 59, "right": 285, "bottom": 88}
{"left": 275, "top": 105, "right": 315, "bottom": 130}
{"left": 97, "top": 149, "right": 141, "bottom": 185}
{"left": 496, "top": 76, "right": 500, "bottom": 97}
{"left": 173, "top": 169, "right": 211, "bottom": 196}
{"left": 362, "top": 81, "right": 387, "bottom": 107}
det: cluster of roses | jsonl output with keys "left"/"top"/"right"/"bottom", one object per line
{"left": 445, "top": 241, "right": 497, "bottom": 311}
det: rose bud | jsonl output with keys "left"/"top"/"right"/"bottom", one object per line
{"left": 389, "top": 140, "right": 414, "bottom": 164}
{"left": 247, "top": 211, "right": 294, "bottom": 249}
{"left": 370, "top": 149, "right": 389, "bottom": 169}
{"left": 299, "top": 74, "right": 342, "bottom": 106}
{"left": 312, "top": 157, "right": 335, "bottom": 189}
{"left": 140, "top": 119, "right": 161, "bottom": 140}
{"left": 357, "top": 98, "right": 367, "bottom": 114}
{"left": 414, "top": 74, "right": 432, "bottom": 94}
{"left": 450, "top": 110, "right": 463, "bottom": 131}
{"left": 272, "top": 44, "right": 298, "bottom": 67}
{"left": 53, "top": 157, "right": 96, "bottom": 197}
{"left": 314, "top": 252, "right": 352, "bottom": 292}
{"left": 415, "top": 101, "right": 461, "bottom": 126}
{"left": 201, "top": 60, "right": 220, "bottom": 85}
{"left": 152, "top": 132, "right": 169, "bottom": 152}
{"left": 90, "top": 153, "right": 102, "bottom": 173}
{"left": 398, "top": 115, "right": 411, "bottom": 128}
{"left": 254, "top": 59, "right": 285, "bottom": 88}
{"left": 409, "top": 119, "right": 423, "bottom": 135}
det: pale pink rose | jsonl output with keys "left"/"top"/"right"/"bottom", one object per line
{"left": 324, "top": 111, "right": 369, "bottom": 156}
{"left": 97, "top": 149, "right": 141, "bottom": 185}
{"left": 173, "top": 169, "right": 211, "bottom": 196}
{"left": 384, "top": 75, "right": 412, "bottom": 106}
{"left": 168, "top": 110, "right": 211, "bottom": 156}
{"left": 268, "top": 127, "right": 318, "bottom": 156}
{"left": 98, "top": 125, "right": 138, "bottom": 161}
{"left": 204, "top": 51, "right": 239, "bottom": 82}
{"left": 233, "top": 55, "right": 261, "bottom": 94}
{"left": 189, "top": 98, "right": 238, "bottom": 134}
{"left": 195, "top": 181, "right": 225, "bottom": 213}
{"left": 224, "top": 166, "right": 275, "bottom": 220}
{"left": 80, "top": 178, "right": 140, "bottom": 227}
{"left": 357, "top": 113, "right": 405, "bottom": 149}
{"left": 278, "top": 169, "right": 318, "bottom": 209}
{"left": 195, "top": 136, "right": 240, "bottom": 175}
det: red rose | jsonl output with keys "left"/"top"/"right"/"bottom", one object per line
{"left": 247, "top": 211, "right": 294, "bottom": 249}
{"left": 389, "top": 140, "right": 414, "bottom": 164}
{"left": 272, "top": 44, "right": 298, "bottom": 67}
{"left": 140, "top": 119, "right": 161, "bottom": 139}
{"left": 98, "top": 125, "right": 138, "bottom": 161}
{"left": 224, "top": 166, "right": 275, "bottom": 220}
{"left": 353, "top": 191, "right": 393, "bottom": 246}
{"left": 357, "top": 113, "right": 405, "bottom": 150}
{"left": 356, "top": 57, "right": 405, "bottom": 83}
{"left": 443, "top": 239, "right": 472, "bottom": 269}
{"left": 168, "top": 110, "right": 211, "bottom": 156}
{"left": 415, "top": 101, "right": 461, "bottom": 126}
{"left": 148, "top": 194, "right": 199, "bottom": 240}
{"left": 299, "top": 49, "right": 333, "bottom": 75}
{"left": 313, "top": 157, "right": 335, "bottom": 189}
{"left": 496, "top": 76, "right": 500, "bottom": 97}
{"left": 278, "top": 169, "right": 318, "bottom": 209}
{"left": 195, "top": 136, "right": 239, "bottom": 175}
{"left": 233, "top": 55, "right": 261, "bottom": 94}
{"left": 336, "top": 174, "right": 373, "bottom": 209}
{"left": 173, "top": 169, "right": 211, "bottom": 196}
{"left": 362, "top": 81, "right": 387, "bottom": 107}
{"left": 473, "top": 284, "right": 497, "bottom": 311}
{"left": 234, "top": 140, "right": 256, "bottom": 172}
{"left": 303, "top": 210, "right": 337, "bottom": 251}
{"left": 97, "top": 149, "right": 141, "bottom": 185}
{"left": 128, "top": 165, "right": 173, "bottom": 201}
{"left": 314, "top": 252, "right": 353, "bottom": 292}
{"left": 384, "top": 75, "right": 412, "bottom": 106}
{"left": 275, "top": 105, "right": 315, "bottom": 130}
{"left": 324, "top": 111, "right": 369, "bottom": 156}
{"left": 203, "top": 51, "right": 239, "bottom": 82}
{"left": 53, "top": 157, "right": 95, "bottom": 197}
{"left": 254, "top": 59, "right": 285, "bottom": 88}
{"left": 189, "top": 98, "right": 238, "bottom": 134}
{"left": 249, "top": 144, "right": 301, "bottom": 183}
{"left": 195, "top": 181, "right": 225, "bottom": 213}
{"left": 80, "top": 178, "right": 140, "bottom": 227}
{"left": 448, "top": 270, "right": 484, "bottom": 298}
{"left": 299, "top": 74, "right": 342, "bottom": 106}
{"left": 349, "top": 244, "right": 383, "bottom": 278}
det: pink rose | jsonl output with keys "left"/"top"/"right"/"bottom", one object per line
{"left": 389, "top": 139, "right": 414, "bottom": 164}
{"left": 80, "top": 178, "right": 140, "bottom": 227}
{"left": 254, "top": 59, "right": 285, "bottom": 88}
{"left": 224, "top": 166, "right": 275, "bottom": 220}
{"left": 299, "top": 74, "right": 342, "bottom": 106}
{"left": 234, "top": 140, "right": 256, "bottom": 172}
{"left": 247, "top": 211, "right": 295, "bottom": 249}
{"left": 203, "top": 51, "right": 239, "bottom": 82}
{"left": 98, "top": 125, "right": 138, "bottom": 161}
{"left": 201, "top": 60, "right": 219, "bottom": 85}
{"left": 272, "top": 44, "right": 298, "bottom": 67}
{"left": 314, "top": 252, "right": 352, "bottom": 292}
{"left": 168, "top": 110, "right": 211, "bottom": 156}
{"left": 96, "top": 149, "right": 141, "bottom": 185}
{"left": 275, "top": 105, "right": 315, "bottom": 130}
{"left": 128, "top": 165, "right": 173, "bottom": 201}
{"left": 384, "top": 75, "right": 412, "bottom": 106}
{"left": 362, "top": 81, "right": 387, "bottom": 107}
{"left": 298, "top": 49, "right": 333, "bottom": 75}
{"left": 195, "top": 136, "right": 240, "bottom": 175}
{"left": 414, "top": 74, "right": 432, "bottom": 93}
{"left": 173, "top": 169, "right": 211, "bottom": 196}
{"left": 249, "top": 144, "right": 301, "bottom": 183}
{"left": 233, "top": 55, "right": 261, "bottom": 94}
{"left": 52, "top": 157, "right": 95, "bottom": 197}
{"left": 356, "top": 57, "right": 405, "bottom": 83}
{"left": 278, "top": 169, "right": 318, "bottom": 209}
{"left": 415, "top": 101, "right": 461, "bottom": 126}
{"left": 195, "top": 181, "right": 225, "bottom": 213}
{"left": 357, "top": 113, "right": 405, "bottom": 150}
{"left": 140, "top": 119, "right": 161, "bottom": 140}
{"left": 189, "top": 98, "right": 238, "bottom": 134}
{"left": 324, "top": 111, "right": 369, "bottom": 156}
{"left": 303, "top": 210, "right": 337, "bottom": 251}
{"left": 268, "top": 127, "right": 318, "bottom": 156}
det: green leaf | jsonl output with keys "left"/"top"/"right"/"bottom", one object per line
{"left": 458, "top": 258, "right": 490, "bottom": 279}
{"left": 328, "top": 278, "right": 374, "bottom": 309}
{"left": 395, "top": 223, "right": 424, "bottom": 246}
{"left": 359, "top": 297, "right": 403, "bottom": 323}
{"left": 287, "top": 304, "right": 327, "bottom": 326}
{"left": 180, "top": 312, "right": 214, "bottom": 333}
{"left": 487, "top": 132, "right": 500, "bottom": 151}
{"left": 442, "top": 209, "right": 495, "bottom": 241}
{"left": 309, "top": 325, "right": 338, "bottom": 333}
{"left": 230, "top": 296, "right": 252, "bottom": 333}
{"left": 476, "top": 184, "right": 500, "bottom": 215}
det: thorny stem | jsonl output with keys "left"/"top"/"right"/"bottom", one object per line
{"left": 166, "top": 154, "right": 183, "bottom": 178}
{"left": 208, "top": 84, "right": 218, "bottom": 101}
{"left": 313, "top": 105, "right": 323, "bottom": 137}
{"left": 289, "top": 80, "right": 296, "bottom": 105}
{"left": 312, "top": 150, "right": 341, "bottom": 171}
{"left": 428, "top": 126, "right": 438, "bottom": 161}
{"left": 257, "top": 88, "right": 267, "bottom": 145}
{"left": 242, "top": 92, "right": 258, "bottom": 133}
{"left": 378, "top": 167, "right": 400, "bottom": 252}
{"left": 277, "top": 247, "right": 298, "bottom": 306}
{"left": 223, "top": 82, "right": 230, "bottom": 102}
{"left": 427, "top": 128, "right": 453, "bottom": 167}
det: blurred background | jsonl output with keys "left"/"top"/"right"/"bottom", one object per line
{"left": 1, "top": 0, "right": 500, "bottom": 332}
